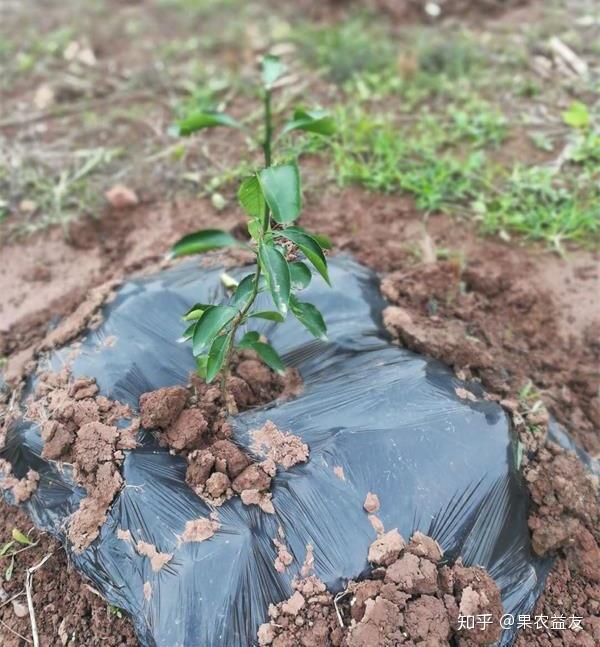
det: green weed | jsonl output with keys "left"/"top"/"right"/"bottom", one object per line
{"left": 478, "top": 165, "right": 599, "bottom": 250}
{"left": 107, "top": 605, "right": 124, "bottom": 619}
{"left": 1, "top": 147, "right": 122, "bottom": 238}
{"left": 416, "top": 32, "right": 479, "bottom": 80}
{"left": 293, "top": 17, "right": 395, "bottom": 84}
{"left": 323, "top": 103, "right": 487, "bottom": 213}
{"left": 448, "top": 100, "right": 507, "bottom": 148}
{"left": 313, "top": 96, "right": 597, "bottom": 248}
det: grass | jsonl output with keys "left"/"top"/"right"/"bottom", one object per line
{"left": 478, "top": 165, "right": 599, "bottom": 248}
{"left": 293, "top": 16, "right": 396, "bottom": 85}
{"left": 294, "top": 94, "right": 598, "bottom": 250}
{"left": 284, "top": 13, "right": 599, "bottom": 252}
{"left": 318, "top": 100, "right": 495, "bottom": 207}
{"left": 0, "top": 25, "right": 76, "bottom": 89}
{"left": 285, "top": 9, "right": 598, "bottom": 250}
{"left": 0, "top": 146, "right": 122, "bottom": 239}
{"left": 1, "top": 0, "right": 597, "bottom": 251}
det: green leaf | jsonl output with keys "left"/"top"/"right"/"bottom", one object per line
{"left": 276, "top": 229, "right": 330, "bottom": 285}
{"left": 172, "top": 110, "right": 241, "bottom": 136}
{"left": 196, "top": 355, "right": 208, "bottom": 379}
{"left": 179, "top": 321, "right": 196, "bottom": 342}
{"left": 192, "top": 305, "right": 237, "bottom": 356}
{"left": 183, "top": 303, "right": 211, "bottom": 321}
{"left": 250, "top": 310, "right": 285, "bottom": 322}
{"left": 238, "top": 175, "right": 265, "bottom": 219}
{"left": 562, "top": 101, "right": 589, "bottom": 129}
{"left": 282, "top": 108, "right": 336, "bottom": 136}
{"left": 183, "top": 309, "right": 205, "bottom": 322}
{"left": 0, "top": 541, "right": 14, "bottom": 556}
{"left": 258, "top": 163, "right": 301, "bottom": 224}
{"left": 236, "top": 332, "right": 285, "bottom": 373}
{"left": 262, "top": 55, "right": 286, "bottom": 88}
{"left": 259, "top": 242, "right": 291, "bottom": 315}
{"left": 310, "top": 233, "right": 332, "bottom": 250}
{"left": 290, "top": 296, "right": 327, "bottom": 340}
{"left": 248, "top": 219, "right": 262, "bottom": 241}
{"left": 284, "top": 225, "right": 332, "bottom": 249}
{"left": 171, "top": 229, "right": 240, "bottom": 258}
{"left": 289, "top": 261, "right": 312, "bottom": 290}
{"left": 206, "top": 333, "right": 232, "bottom": 383}
{"left": 108, "top": 605, "right": 124, "bottom": 619}
{"left": 233, "top": 274, "right": 259, "bottom": 307}
{"left": 12, "top": 528, "right": 32, "bottom": 545}
{"left": 237, "top": 331, "right": 260, "bottom": 348}
{"left": 250, "top": 341, "right": 285, "bottom": 374}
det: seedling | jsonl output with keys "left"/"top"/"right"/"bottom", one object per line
{"left": 170, "top": 55, "right": 336, "bottom": 412}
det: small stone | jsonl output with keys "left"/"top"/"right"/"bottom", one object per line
{"left": 12, "top": 600, "right": 28, "bottom": 618}
{"left": 33, "top": 84, "right": 55, "bottom": 110}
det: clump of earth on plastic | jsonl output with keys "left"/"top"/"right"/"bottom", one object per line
{"left": 258, "top": 530, "right": 503, "bottom": 646}
{"left": 137, "top": 350, "right": 306, "bottom": 513}
{"left": 258, "top": 491, "right": 503, "bottom": 646}
{"left": 0, "top": 461, "right": 39, "bottom": 503}
{"left": 24, "top": 368, "right": 139, "bottom": 552}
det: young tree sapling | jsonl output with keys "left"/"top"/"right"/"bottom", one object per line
{"left": 170, "top": 55, "right": 335, "bottom": 413}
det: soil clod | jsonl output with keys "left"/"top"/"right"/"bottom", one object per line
{"left": 258, "top": 531, "right": 503, "bottom": 646}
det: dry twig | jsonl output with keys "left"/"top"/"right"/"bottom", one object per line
{"left": 25, "top": 553, "right": 53, "bottom": 647}
{"left": 333, "top": 590, "right": 349, "bottom": 627}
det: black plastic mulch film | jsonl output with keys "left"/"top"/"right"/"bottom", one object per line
{"left": 2, "top": 256, "right": 558, "bottom": 646}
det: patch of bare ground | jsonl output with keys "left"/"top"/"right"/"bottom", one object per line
{"left": 0, "top": 197, "right": 241, "bottom": 359}
{"left": 275, "top": 0, "right": 531, "bottom": 23}
{"left": 0, "top": 499, "right": 137, "bottom": 646}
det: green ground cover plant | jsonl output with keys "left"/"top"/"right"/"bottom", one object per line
{"left": 170, "top": 55, "right": 335, "bottom": 412}
{"left": 301, "top": 95, "right": 597, "bottom": 250}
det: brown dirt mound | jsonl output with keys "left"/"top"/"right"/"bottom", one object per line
{"left": 1, "top": 181, "right": 597, "bottom": 644}
{"left": 378, "top": 251, "right": 600, "bottom": 647}
{"left": 380, "top": 261, "right": 599, "bottom": 456}
{"left": 258, "top": 531, "right": 503, "bottom": 646}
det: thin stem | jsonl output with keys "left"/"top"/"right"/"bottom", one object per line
{"left": 219, "top": 87, "right": 274, "bottom": 413}
{"left": 263, "top": 89, "right": 272, "bottom": 168}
